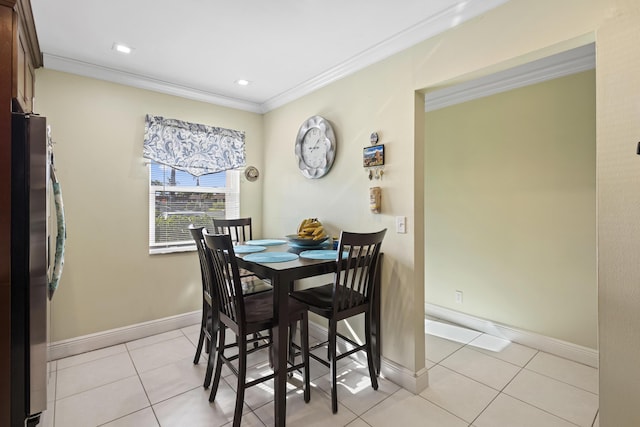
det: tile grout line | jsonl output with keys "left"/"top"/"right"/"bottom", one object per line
{"left": 467, "top": 391, "right": 502, "bottom": 427}
{"left": 501, "top": 351, "right": 586, "bottom": 427}
{"left": 519, "top": 365, "right": 599, "bottom": 395}
{"left": 467, "top": 347, "right": 534, "bottom": 426}
{"left": 423, "top": 341, "right": 497, "bottom": 426}
{"left": 427, "top": 339, "right": 535, "bottom": 427}
{"left": 448, "top": 338, "right": 596, "bottom": 427}
{"left": 145, "top": 326, "right": 207, "bottom": 427}
{"left": 53, "top": 373, "right": 140, "bottom": 402}
{"left": 53, "top": 345, "right": 129, "bottom": 371}
{"left": 496, "top": 392, "right": 584, "bottom": 427}
{"left": 414, "top": 390, "right": 481, "bottom": 426}
{"left": 356, "top": 385, "right": 404, "bottom": 425}
{"left": 454, "top": 332, "right": 599, "bottom": 395}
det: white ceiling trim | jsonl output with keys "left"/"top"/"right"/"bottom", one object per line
{"left": 424, "top": 43, "right": 595, "bottom": 112}
{"left": 42, "top": 53, "right": 264, "bottom": 113}
{"left": 260, "top": 0, "right": 510, "bottom": 112}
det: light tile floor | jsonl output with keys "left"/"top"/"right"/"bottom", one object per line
{"left": 39, "top": 319, "right": 599, "bottom": 426}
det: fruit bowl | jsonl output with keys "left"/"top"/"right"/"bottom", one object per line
{"left": 286, "top": 234, "right": 329, "bottom": 246}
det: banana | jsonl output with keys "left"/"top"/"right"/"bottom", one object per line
{"left": 296, "top": 218, "right": 327, "bottom": 240}
{"left": 297, "top": 218, "right": 310, "bottom": 233}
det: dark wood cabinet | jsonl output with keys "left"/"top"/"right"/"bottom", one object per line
{"left": 11, "top": 0, "right": 40, "bottom": 113}
{"left": 15, "top": 16, "right": 35, "bottom": 112}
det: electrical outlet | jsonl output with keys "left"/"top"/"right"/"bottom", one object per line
{"left": 455, "top": 290, "right": 463, "bottom": 304}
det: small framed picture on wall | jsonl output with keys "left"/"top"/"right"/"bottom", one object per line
{"left": 363, "top": 144, "right": 384, "bottom": 167}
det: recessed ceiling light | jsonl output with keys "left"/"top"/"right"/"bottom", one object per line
{"left": 113, "top": 43, "right": 133, "bottom": 54}
{"left": 235, "top": 79, "right": 251, "bottom": 86}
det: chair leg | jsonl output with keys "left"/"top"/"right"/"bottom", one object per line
{"left": 194, "top": 328, "right": 205, "bottom": 364}
{"left": 268, "top": 328, "right": 274, "bottom": 369}
{"left": 209, "top": 327, "right": 226, "bottom": 402}
{"left": 233, "top": 335, "right": 248, "bottom": 427}
{"left": 301, "top": 313, "right": 310, "bottom": 403}
{"left": 329, "top": 319, "right": 338, "bottom": 414}
{"left": 364, "top": 313, "right": 379, "bottom": 391}
{"left": 194, "top": 308, "right": 207, "bottom": 364}
{"left": 204, "top": 319, "right": 220, "bottom": 389}
{"left": 204, "top": 343, "right": 214, "bottom": 389}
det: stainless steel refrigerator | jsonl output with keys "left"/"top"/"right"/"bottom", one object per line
{"left": 11, "top": 112, "right": 48, "bottom": 426}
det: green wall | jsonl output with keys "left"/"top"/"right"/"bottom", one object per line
{"left": 425, "top": 70, "right": 596, "bottom": 348}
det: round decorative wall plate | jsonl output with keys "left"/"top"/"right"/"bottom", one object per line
{"left": 244, "top": 166, "right": 259, "bottom": 182}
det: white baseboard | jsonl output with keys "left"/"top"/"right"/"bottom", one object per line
{"left": 49, "top": 311, "right": 201, "bottom": 361}
{"left": 425, "top": 303, "right": 599, "bottom": 368}
{"left": 307, "top": 322, "right": 429, "bottom": 393}
{"left": 380, "top": 359, "right": 429, "bottom": 394}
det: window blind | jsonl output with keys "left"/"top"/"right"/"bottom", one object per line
{"left": 148, "top": 162, "right": 240, "bottom": 253}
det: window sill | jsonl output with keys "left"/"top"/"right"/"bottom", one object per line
{"left": 150, "top": 245, "right": 196, "bottom": 255}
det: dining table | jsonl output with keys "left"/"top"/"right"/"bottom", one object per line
{"left": 233, "top": 238, "right": 382, "bottom": 426}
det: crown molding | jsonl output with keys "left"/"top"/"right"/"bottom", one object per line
{"left": 42, "top": 53, "right": 264, "bottom": 113}
{"left": 425, "top": 43, "right": 595, "bottom": 112}
{"left": 261, "top": 0, "right": 510, "bottom": 112}
{"left": 41, "top": 0, "right": 509, "bottom": 114}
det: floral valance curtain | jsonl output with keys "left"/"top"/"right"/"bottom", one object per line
{"left": 143, "top": 114, "right": 246, "bottom": 176}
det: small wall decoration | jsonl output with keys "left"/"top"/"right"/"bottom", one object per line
{"left": 363, "top": 144, "right": 385, "bottom": 167}
{"left": 369, "top": 186, "right": 382, "bottom": 214}
{"left": 244, "top": 165, "right": 259, "bottom": 182}
{"left": 364, "top": 131, "right": 385, "bottom": 180}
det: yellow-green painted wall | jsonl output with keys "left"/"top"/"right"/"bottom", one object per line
{"left": 595, "top": 4, "right": 640, "bottom": 424}
{"left": 425, "top": 70, "right": 596, "bottom": 348}
{"left": 35, "top": 70, "right": 264, "bottom": 341}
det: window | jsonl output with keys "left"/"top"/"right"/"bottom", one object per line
{"left": 142, "top": 114, "right": 245, "bottom": 253}
{"left": 148, "top": 161, "right": 239, "bottom": 254}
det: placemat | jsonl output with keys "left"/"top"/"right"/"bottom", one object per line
{"left": 299, "top": 250, "right": 348, "bottom": 260}
{"left": 232, "top": 245, "right": 267, "bottom": 254}
{"left": 245, "top": 239, "right": 287, "bottom": 246}
{"left": 243, "top": 252, "right": 299, "bottom": 263}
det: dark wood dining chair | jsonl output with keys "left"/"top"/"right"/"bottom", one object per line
{"left": 203, "top": 232, "right": 311, "bottom": 427}
{"left": 212, "top": 217, "right": 253, "bottom": 244}
{"left": 212, "top": 217, "right": 271, "bottom": 285}
{"left": 289, "top": 229, "right": 387, "bottom": 413}
{"left": 188, "top": 225, "right": 218, "bottom": 389}
{"left": 188, "top": 225, "right": 272, "bottom": 389}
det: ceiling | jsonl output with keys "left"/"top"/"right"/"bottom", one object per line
{"left": 31, "top": 0, "right": 509, "bottom": 113}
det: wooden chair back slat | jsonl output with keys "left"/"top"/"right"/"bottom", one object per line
{"left": 212, "top": 218, "right": 253, "bottom": 244}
